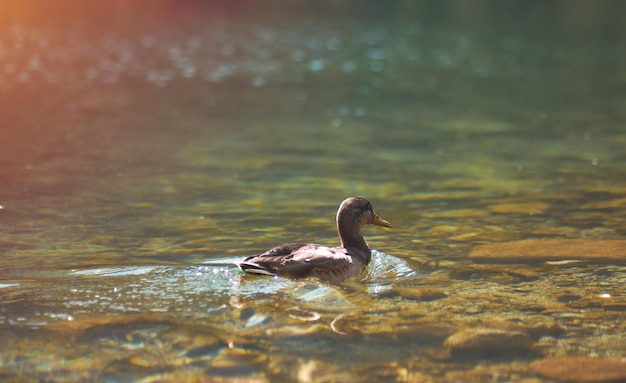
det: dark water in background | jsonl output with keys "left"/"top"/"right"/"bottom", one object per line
{"left": 1, "top": 1, "right": 626, "bottom": 381}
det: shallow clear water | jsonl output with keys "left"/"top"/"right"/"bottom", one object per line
{"left": 1, "top": 1, "right": 626, "bottom": 381}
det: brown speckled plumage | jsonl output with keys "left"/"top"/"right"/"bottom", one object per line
{"left": 236, "top": 197, "right": 392, "bottom": 284}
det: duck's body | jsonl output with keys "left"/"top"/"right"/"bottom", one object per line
{"left": 236, "top": 197, "right": 391, "bottom": 284}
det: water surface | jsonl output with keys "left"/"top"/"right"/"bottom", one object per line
{"left": 1, "top": 1, "right": 626, "bottom": 381}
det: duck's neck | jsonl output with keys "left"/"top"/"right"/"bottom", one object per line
{"left": 337, "top": 216, "right": 369, "bottom": 251}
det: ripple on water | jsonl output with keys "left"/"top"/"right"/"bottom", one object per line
{"left": 71, "top": 266, "right": 158, "bottom": 277}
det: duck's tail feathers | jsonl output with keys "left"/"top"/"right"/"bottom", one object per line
{"left": 236, "top": 261, "right": 276, "bottom": 276}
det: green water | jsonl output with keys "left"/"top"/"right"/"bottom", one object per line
{"left": 1, "top": 1, "right": 626, "bottom": 381}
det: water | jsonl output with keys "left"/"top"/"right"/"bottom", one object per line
{"left": 1, "top": 1, "right": 626, "bottom": 381}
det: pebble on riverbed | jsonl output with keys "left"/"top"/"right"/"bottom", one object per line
{"left": 469, "top": 239, "right": 626, "bottom": 264}
{"left": 444, "top": 328, "right": 534, "bottom": 355}
{"left": 377, "top": 287, "right": 447, "bottom": 301}
{"left": 530, "top": 356, "right": 626, "bottom": 383}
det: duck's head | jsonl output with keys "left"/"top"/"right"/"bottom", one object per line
{"left": 336, "top": 197, "right": 392, "bottom": 229}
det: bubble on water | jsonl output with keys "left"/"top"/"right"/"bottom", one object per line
{"left": 27, "top": 55, "right": 41, "bottom": 71}
{"left": 591, "top": 158, "right": 598, "bottom": 165}
{"left": 147, "top": 70, "right": 175, "bottom": 87}
{"left": 181, "top": 65, "right": 196, "bottom": 79}
{"left": 308, "top": 59, "right": 325, "bottom": 72}
{"left": 206, "top": 64, "right": 234, "bottom": 83}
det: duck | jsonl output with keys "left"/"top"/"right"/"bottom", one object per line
{"left": 236, "top": 197, "right": 392, "bottom": 284}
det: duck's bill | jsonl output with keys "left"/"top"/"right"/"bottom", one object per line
{"left": 371, "top": 213, "right": 392, "bottom": 228}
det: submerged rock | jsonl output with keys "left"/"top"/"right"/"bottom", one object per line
{"left": 530, "top": 356, "right": 626, "bottom": 383}
{"left": 580, "top": 197, "right": 626, "bottom": 210}
{"left": 206, "top": 348, "right": 267, "bottom": 378}
{"left": 469, "top": 239, "right": 626, "bottom": 264}
{"left": 488, "top": 202, "right": 550, "bottom": 215}
{"left": 444, "top": 328, "right": 533, "bottom": 354}
{"left": 448, "top": 263, "right": 540, "bottom": 281}
{"left": 377, "top": 287, "right": 447, "bottom": 301}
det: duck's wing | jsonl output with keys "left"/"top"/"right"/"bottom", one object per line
{"left": 236, "top": 243, "right": 309, "bottom": 276}
{"left": 236, "top": 243, "right": 354, "bottom": 279}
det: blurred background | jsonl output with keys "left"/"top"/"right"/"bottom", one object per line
{"left": 1, "top": 1, "right": 626, "bottom": 381}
